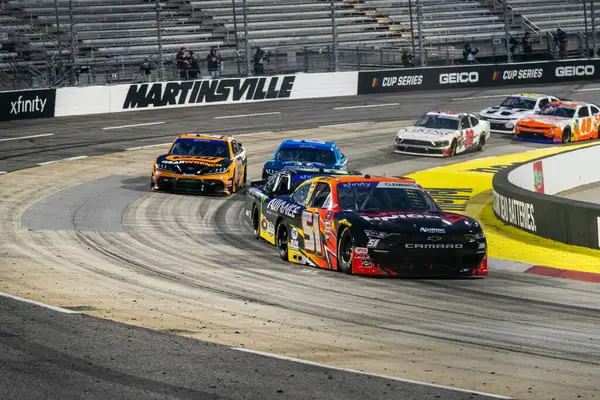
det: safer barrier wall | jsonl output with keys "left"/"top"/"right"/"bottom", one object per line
{"left": 492, "top": 143, "right": 600, "bottom": 249}
{"left": 4, "top": 58, "right": 600, "bottom": 121}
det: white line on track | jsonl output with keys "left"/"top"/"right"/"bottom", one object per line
{"left": 319, "top": 121, "right": 373, "bottom": 128}
{"left": 102, "top": 121, "right": 166, "bottom": 130}
{"left": 0, "top": 291, "right": 78, "bottom": 314}
{"left": 38, "top": 155, "right": 88, "bottom": 166}
{"left": 214, "top": 112, "right": 281, "bottom": 120}
{"left": 232, "top": 348, "right": 513, "bottom": 399}
{"left": 125, "top": 142, "right": 172, "bottom": 151}
{"left": 452, "top": 94, "right": 510, "bottom": 101}
{"left": 0, "top": 133, "right": 54, "bottom": 142}
{"left": 574, "top": 87, "right": 600, "bottom": 92}
{"left": 235, "top": 131, "right": 274, "bottom": 137}
{"left": 334, "top": 103, "right": 399, "bottom": 110}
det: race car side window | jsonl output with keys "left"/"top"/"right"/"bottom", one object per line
{"left": 469, "top": 116, "right": 479, "bottom": 127}
{"left": 274, "top": 175, "right": 291, "bottom": 195}
{"left": 591, "top": 105, "right": 600, "bottom": 115}
{"left": 291, "top": 182, "right": 312, "bottom": 205}
{"left": 577, "top": 107, "right": 590, "bottom": 118}
{"left": 308, "top": 182, "right": 331, "bottom": 208}
{"left": 538, "top": 98, "right": 549, "bottom": 109}
{"left": 460, "top": 116, "right": 471, "bottom": 129}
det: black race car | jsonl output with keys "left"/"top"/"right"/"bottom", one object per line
{"left": 245, "top": 173, "right": 488, "bottom": 277}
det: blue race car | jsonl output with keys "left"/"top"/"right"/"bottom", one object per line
{"left": 262, "top": 139, "right": 348, "bottom": 179}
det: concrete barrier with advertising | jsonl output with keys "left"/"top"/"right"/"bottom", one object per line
{"left": 492, "top": 143, "right": 600, "bottom": 249}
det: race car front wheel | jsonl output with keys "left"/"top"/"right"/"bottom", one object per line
{"left": 449, "top": 140, "right": 457, "bottom": 156}
{"left": 337, "top": 228, "right": 353, "bottom": 274}
{"left": 252, "top": 207, "right": 260, "bottom": 240}
{"left": 276, "top": 221, "right": 289, "bottom": 261}
{"left": 562, "top": 127, "right": 571, "bottom": 143}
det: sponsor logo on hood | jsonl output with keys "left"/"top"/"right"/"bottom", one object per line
{"left": 405, "top": 127, "right": 454, "bottom": 136}
{"left": 161, "top": 155, "right": 227, "bottom": 166}
{"left": 361, "top": 212, "right": 442, "bottom": 222}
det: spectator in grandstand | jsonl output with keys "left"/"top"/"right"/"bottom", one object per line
{"left": 176, "top": 47, "right": 187, "bottom": 79}
{"left": 555, "top": 29, "right": 568, "bottom": 58}
{"left": 462, "top": 44, "right": 479, "bottom": 64}
{"left": 207, "top": 47, "right": 222, "bottom": 79}
{"left": 140, "top": 58, "right": 154, "bottom": 82}
{"left": 401, "top": 50, "right": 414, "bottom": 67}
{"left": 522, "top": 32, "right": 533, "bottom": 61}
{"left": 188, "top": 51, "right": 200, "bottom": 80}
{"left": 254, "top": 47, "right": 267, "bottom": 75}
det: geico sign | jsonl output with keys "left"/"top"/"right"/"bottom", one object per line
{"left": 439, "top": 71, "right": 479, "bottom": 84}
{"left": 555, "top": 65, "right": 595, "bottom": 77}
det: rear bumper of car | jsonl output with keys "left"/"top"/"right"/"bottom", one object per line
{"left": 152, "top": 170, "right": 234, "bottom": 194}
{"left": 350, "top": 246, "right": 488, "bottom": 277}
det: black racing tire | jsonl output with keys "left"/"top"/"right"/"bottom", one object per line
{"left": 150, "top": 176, "right": 155, "bottom": 190}
{"left": 336, "top": 228, "right": 353, "bottom": 274}
{"left": 477, "top": 134, "right": 486, "bottom": 151}
{"left": 276, "top": 220, "right": 289, "bottom": 261}
{"left": 242, "top": 166, "right": 247, "bottom": 188}
{"left": 252, "top": 206, "right": 260, "bottom": 240}
{"left": 562, "top": 127, "right": 571, "bottom": 143}
{"left": 449, "top": 139, "right": 457, "bottom": 156}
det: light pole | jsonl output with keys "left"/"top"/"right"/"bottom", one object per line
{"left": 331, "top": 0, "right": 338, "bottom": 71}
{"left": 242, "top": 0, "right": 250, "bottom": 76}
{"left": 408, "top": 0, "right": 416, "bottom": 60}
{"left": 592, "top": 0, "right": 597, "bottom": 57}
{"left": 504, "top": 0, "right": 512, "bottom": 63}
{"left": 584, "top": 0, "right": 590, "bottom": 56}
{"left": 155, "top": 0, "right": 164, "bottom": 80}
{"left": 232, "top": 0, "right": 241, "bottom": 76}
{"left": 416, "top": 0, "right": 424, "bottom": 66}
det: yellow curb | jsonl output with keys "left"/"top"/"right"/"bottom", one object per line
{"left": 407, "top": 142, "right": 600, "bottom": 272}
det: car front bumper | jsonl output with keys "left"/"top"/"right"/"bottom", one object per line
{"left": 152, "top": 170, "right": 234, "bottom": 194}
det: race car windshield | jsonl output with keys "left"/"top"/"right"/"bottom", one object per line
{"left": 276, "top": 147, "right": 337, "bottom": 164}
{"left": 336, "top": 182, "right": 439, "bottom": 213}
{"left": 537, "top": 105, "right": 575, "bottom": 118}
{"left": 169, "top": 139, "right": 230, "bottom": 157}
{"left": 499, "top": 97, "right": 536, "bottom": 109}
{"left": 414, "top": 116, "right": 459, "bottom": 130}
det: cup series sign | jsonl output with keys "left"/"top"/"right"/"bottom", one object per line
{"left": 533, "top": 160, "right": 545, "bottom": 194}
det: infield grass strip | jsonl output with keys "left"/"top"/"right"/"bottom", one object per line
{"left": 407, "top": 142, "right": 600, "bottom": 272}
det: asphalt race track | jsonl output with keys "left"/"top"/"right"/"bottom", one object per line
{"left": 2, "top": 82, "right": 600, "bottom": 400}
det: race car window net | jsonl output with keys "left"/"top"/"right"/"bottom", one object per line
{"left": 276, "top": 148, "right": 337, "bottom": 164}
{"left": 500, "top": 97, "right": 536, "bottom": 109}
{"left": 591, "top": 106, "right": 600, "bottom": 115}
{"left": 577, "top": 107, "right": 590, "bottom": 118}
{"left": 415, "top": 116, "right": 459, "bottom": 130}
{"left": 537, "top": 105, "right": 575, "bottom": 118}
{"left": 291, "top": 182, "right": 312, "bottom": 204}
{"left": 336, "top": 184, "right": 439, "bottom": 213}
{"left": 170, "top": 139, "right": 230, "bottom": 158}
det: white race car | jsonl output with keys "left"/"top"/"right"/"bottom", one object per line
{"left": 394, "top": 111, "right": 491, "bottom": 157}
{"left": 479, "top": 93, "right": 559, "bottom": 134}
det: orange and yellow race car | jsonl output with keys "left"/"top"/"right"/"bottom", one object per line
{"left": 515, "top": 101, "right": 600, "bottom": 143}
{"left": 245, "top": 174, "right": 488, "bottom": 277}
{"left": 151, "top": 134, "right": 247, "bottom": 194}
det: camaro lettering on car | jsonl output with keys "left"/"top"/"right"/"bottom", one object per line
{"left": 555, "top": 65, "right": 595, "bottom": 77}
{"left": 405, "top": 244, "right": 464, "bottom": 249}
{"left": 439, "top": 71, "right": 479, "bottom": 84}
{"left": 266, "top": 198, "right": 302, "bottom": 218}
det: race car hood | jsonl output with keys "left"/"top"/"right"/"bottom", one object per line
{"left": 517, "top": 115, "right": 568, "bottom": 126}
{"left": 264, "top": 160, "right": 339, "bottom": 171}
{"left": 480, "top": 106, "right": 533, "bottom": 119}
{"left": 156, "top": 154, "right": 232, "bottom": 168}
{"left": 356, "top": 211, "right": 481, "bottom": 235}
{"left": 397, "top": 127, "right": 455, "bottom": 141}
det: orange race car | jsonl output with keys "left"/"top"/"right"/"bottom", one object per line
{"left": 245, "top": 174, "right": 488, "bottom": 277}
{"left": 151, "top": 134, "right": 247, "bottom": 194}
{"left": 514, "top": 101, "right": 600, "bottom": 143}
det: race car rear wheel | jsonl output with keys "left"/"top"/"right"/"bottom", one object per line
{"left": 477, "top": 134, "right": 486, "bottom": 151}
{"left": 562, "top": 127, "right": 571, "bottom": 143}
{"left": 276, "top": 221, "right": 289, "bottom": 261}
{"left": 337, "top": 228, "right": 353, "bottom": 274}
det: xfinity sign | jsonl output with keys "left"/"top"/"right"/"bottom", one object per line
{"left": 439, "top": 71, "right": 479, "bottom": 84}
{"left": 0, "top": 89, "right": 56, "bottom": 121}
{"left": 555, "top": 65, "right": 595, "bottom": 77}
{"left": 10, "top": 95, "right": 47, "bottom": 115}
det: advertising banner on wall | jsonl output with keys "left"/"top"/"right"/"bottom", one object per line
{"left": 0, "top": 88, "right": 56, "bottom": 121}
{"left": 357, "top": 59, "right": 600, "bottom": 95}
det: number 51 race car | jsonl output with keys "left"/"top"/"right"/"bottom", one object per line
{"left": 394, "top": 111, "right": 491, "bottom": 157}
{"left": 245, "top": 174, "right": 488, "bottom": 277}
